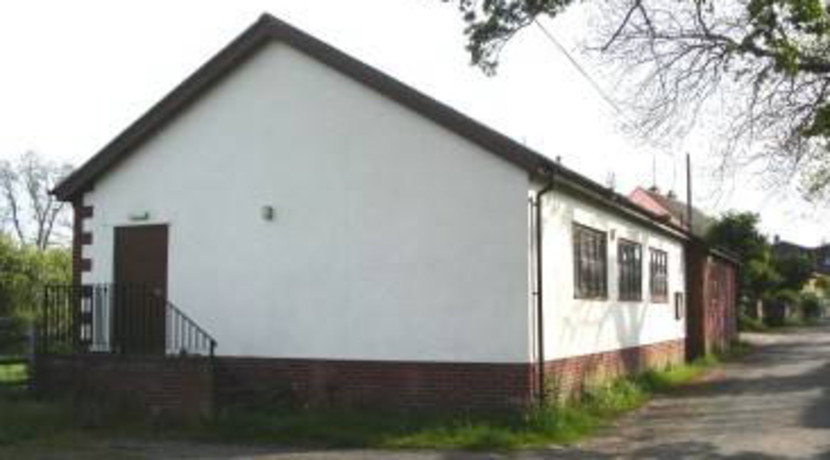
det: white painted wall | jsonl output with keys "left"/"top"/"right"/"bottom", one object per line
{"left": 534, "top": 188, "right": 686, "bottom": 361}
{"left": 81, "top": 42, "right": 532, "bottom": 363}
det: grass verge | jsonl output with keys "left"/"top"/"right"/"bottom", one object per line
{"left": 200, "top": 380, "right": 645, "bottom": 450}
{"left": 201, "top": 353, "right": 732, "bottom": 450}
{"left": 0, "top": 348, "right": 742, "bottom": 452}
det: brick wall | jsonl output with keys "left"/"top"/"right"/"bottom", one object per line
{"left": 215, "top": 358, "right": 534, "bottom": 412}
{"left": 34, "top": 340, "right": 685, "bottom": 418}
{"left": 71, "top": 199, "right": 93, "bottom": 286}
{"left": 34, "top": 354, "right": 213, "bottom": 421}
{"left": 541, "top": 339, "right": 685, "bottom": 398}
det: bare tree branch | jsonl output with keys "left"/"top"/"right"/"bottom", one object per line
{"left": 0, "top": 152, "right": 73, "bottom": 250}
{"left": 445, "top": 0, "right": 830, "bottom": 201}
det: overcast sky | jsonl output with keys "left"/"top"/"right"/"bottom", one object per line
{"left": 1, "top": 0, "right": 827, "bottom": 245}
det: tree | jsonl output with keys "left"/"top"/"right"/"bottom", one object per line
{"left": 706, "top": 212, "right": 779, "bottom": 308}
{"left": 0, "top": 234, "right": 27, "bottom": 316}
{"left": 443, "top": 0, "right": 830, "bottom": 201}
{"left": 706, "top": 212, "right": 768, "bottom": 261}
{"left": 816, "top": 274, "right": 830, "bottom": 296}
{"left": 0, "top": 233, "right": 71, "bottom": 317}
{"left": 773, "top": 254, "right": 815, "bottom": 291}
{"left": 0, "top": 151, "right": 73, "bottom": 250}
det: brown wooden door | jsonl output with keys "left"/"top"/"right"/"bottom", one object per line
{"left": 113, "top": 225, "right": 168, "bottom": 355}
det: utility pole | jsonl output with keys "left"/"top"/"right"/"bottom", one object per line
{"left": 686, "top": 153, "right": 693, "bottom": 234}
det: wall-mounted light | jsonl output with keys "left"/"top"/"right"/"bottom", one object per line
{"left": 261, "top": 205, "right": 275, "bottom": 221}
{"left": 129, "top": 211, "right": 150, "bottom": 222}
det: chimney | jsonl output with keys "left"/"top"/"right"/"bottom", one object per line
{"left": 774, "top": 234, "right": 780, "bottom": 244}
{"left": 666, "top": 190, "right": 677, "bottom": 200}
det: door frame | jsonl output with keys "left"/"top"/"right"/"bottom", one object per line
{"left": 112, "top": 224, "right": 170, "bottom": 355}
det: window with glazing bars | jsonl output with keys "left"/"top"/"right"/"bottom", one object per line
{"left": 650, "top": 248, "right": 668, "bottom": 302}
{"left": 618, "top": 239, "right": 643, "bottom": 301}
{"left": 573, "top": 223, "right": 607, "bottom": 299}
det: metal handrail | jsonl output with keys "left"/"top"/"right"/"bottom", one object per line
{"left": 39, "top": 284, "right": 217, "bottom": 358}
{"left": 165, "top": 298, "right": 217, "bottom": 357}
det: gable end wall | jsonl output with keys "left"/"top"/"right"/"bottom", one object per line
{"left": 80, "top": 42, "right": 532, "bottom": 364}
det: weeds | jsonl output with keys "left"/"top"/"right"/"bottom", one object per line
{"left": 202, "top": 358, "right": 719, "bottom": 450}
{"left": 0, "top": 351, "right": 736, "bottom": 451}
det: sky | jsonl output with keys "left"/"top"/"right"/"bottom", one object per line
{"left": 0, "top": 0, "right": 827, "bottom": 245}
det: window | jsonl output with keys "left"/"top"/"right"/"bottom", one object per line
{"left": 573, "top": 224, "right": 608, "bottom": 299}
{"left": 618, "top": 239, "right": 643, "bottom": 301}
{"left": 650, "top": 248, "right": 669, "bottom": 303}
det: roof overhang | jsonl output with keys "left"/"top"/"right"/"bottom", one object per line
{"left": 52, "top": 13, "right": 558, "bottom": 200}
{"left": 51, "top": 12, "right": 693, "bottom": 242}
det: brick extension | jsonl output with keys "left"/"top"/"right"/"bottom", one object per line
{"left": 688, "top": 239, "right": 739, "bottom": 359}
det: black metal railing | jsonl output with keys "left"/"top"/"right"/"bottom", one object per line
{"left": 166, "top": 299, "right": 217, "bottom": 357}
{"left": 40, "top": 284, "right": 216, "bottom": 357}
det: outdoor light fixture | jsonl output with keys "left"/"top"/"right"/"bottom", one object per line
{"left": 128, "top": 211, "right": 150, "bottom": 222}
{"left": 261, "top": 205, "right": 275, "bottom": 221}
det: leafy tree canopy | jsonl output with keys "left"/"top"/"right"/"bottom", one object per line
{"left": 706, "top": 212, "right": 769, "bottom": 261}
{"left": 773, "top": 253, "right": 815, "bottom": 291}
{"left": 0, "top": 233, "right": 70, "bottom": 318}
{"left": 443, "top": 0, "right": 830, "bottom": 201}
{"left": 706, "top": 211, "right": 779, "bottom": 301}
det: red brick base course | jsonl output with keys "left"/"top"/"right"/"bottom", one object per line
{"left": 32, "top": 339, "right": 685, "bottom": 418}
{"left": 34, "top": 354, "right": 213, "bottom": 421}
{"left": 541, "top": 339, "right": 686, "bottom": 398}
{"left": 214, "top": 358, "right": 534, "bottom": 412}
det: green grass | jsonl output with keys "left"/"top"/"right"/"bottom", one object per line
{"left": 200, "top": 359, "right": 723, "bottom": 450}
{"left": 0, "top": 363, "right": 27, "bottom": 385}
{"left": 0, "top": 392, "right": 152, "bottom": 459}
{"left": 738, "top": 313, "right": 769, "bottom": 332}
{"left": 202, "top": 386, "right": 641, "bottom": 450}
{"left": 638, "top": 354, "right": 720, "bottom": 391}
{"left": 0, "top": 393, "right": 82, "bottom": 447}
{"left": 0, "top": 349, "right": 738, "bottom": 452}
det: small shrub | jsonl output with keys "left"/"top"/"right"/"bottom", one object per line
{"left": 0, "top": 317, "right": 28, "bottom": 355}
{"left": 738, "top": 312, "right": 768, "bottom": 332}
{"left": 0, "top": 397, "right": 74, "bottom": 446}
{"left": 800, "top": 292, "right": 824, "bottom": 322}
{"left": 763, "top": 289, "right": 800, "bottom": 326}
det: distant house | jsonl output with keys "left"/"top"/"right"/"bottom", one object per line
{"left": 629, "top": 187, "right": 739, "bottom": 358}
{"left": 772, "top": 237, "right": 830, "bottom": 275}
{"left": 37, "top": 14, "right": 693, "bottom": 417}
{"left": 629, "top": 186, "right": 713, "bottom": 237}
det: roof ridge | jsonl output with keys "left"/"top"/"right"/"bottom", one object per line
{"left": 52, "top": 12, "right": 688, "bottom": 239}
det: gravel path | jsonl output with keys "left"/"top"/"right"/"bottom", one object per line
{"left": 96, "top": 323, "right": 830, "bottom": 459}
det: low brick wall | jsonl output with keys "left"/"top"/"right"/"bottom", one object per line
{"left": 34, "top": 354, "right": 214, "bottom": 421}
{"left": 542, "top": 339, "right": 686, "bottom": 398}
{"left": 33, "top": 341, "right": 685, "bottom": 417}
{"left": 214, "top": 357, "right": 534, "bottom": 412}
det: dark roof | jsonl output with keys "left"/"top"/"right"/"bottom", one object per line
{"left": 772, "top": 240, "right": 812, "bottom": 254}
{"left": 53, "top": 13, "right": 687, "bottom": 240}
{"left": 772, "top": 240, "right": 830, "bottom": 274}
{"left": 641, "top": 188, "right": 713, "bottom": 238}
